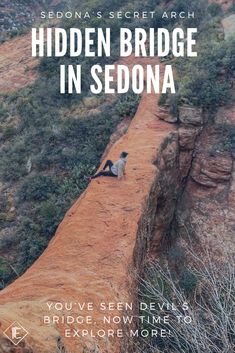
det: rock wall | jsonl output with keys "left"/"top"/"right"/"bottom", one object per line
{"left": 173, "top": 11, "right": 235, "bottom": 259}
{"left": 176, "top": 103, "right": 235, "bottom": 260}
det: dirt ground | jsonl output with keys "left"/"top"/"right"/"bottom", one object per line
{"left": 0, "top": 33, "right": 38, "bottom": 93}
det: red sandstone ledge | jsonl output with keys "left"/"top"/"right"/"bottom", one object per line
{"left": 0, "top": 59, "right": 175, "bottom": 353}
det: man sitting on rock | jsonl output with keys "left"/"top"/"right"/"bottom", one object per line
{"left": 85, "top": 151, "right": 128, "bottom": 181}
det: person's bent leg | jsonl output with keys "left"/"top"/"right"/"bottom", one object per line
{"left": 103, "top": 160, "right": 113, "bottom": 171}
{"left": 91, "top": 171, "right": 104, "bottom": 179}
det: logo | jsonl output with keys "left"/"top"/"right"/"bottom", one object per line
{"left": 3, "top": 321, "right": 28, "bottom": 346}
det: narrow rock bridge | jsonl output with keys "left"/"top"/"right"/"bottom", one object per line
{"left": 0, "top": 58, "right": 177, "bottom": 353}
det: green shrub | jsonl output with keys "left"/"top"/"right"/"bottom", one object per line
{"left": 0, "top": 212, "right": 14, "bottom": 225}
{"left": 208, "top": 3, "right": 223, "bottom": 17}
{"left": 0, "top": 234, "right": 17, "bottom": 252}
{"left": 221, "top": 125, "right": 235, "bottom": 155}
{"left": 228, "top": 1, "right": 235, "bottom": 12}
{"left": 0, "top": 195, "right": 7, "bottom": 212}
{"left": 115, "top": 91, "right": 140, "bottom": 117}
{"left": 0, "top": 142, "right": 28, "bottom": 181}
{"left": 16, "top": 234, "right": 48, "bottom": 273}
{"left": 158, "top": 92, "right": 168, "bottom": 106}
{"left": 34, "top": 199, "right": 64, "bottom": 237}
{"left": 0, "top": 256, "right": 16, "bottom": 288}
{"left": 158, "top": 89, "right": 180, "bottom": 117}
{"left": 176, "top": 37, "right": 235, "bottom": 109}
{"left": 59, "top": 164, "right": 96, "bottom": 201}
{"left": 2, "top": 126, "right": 16, "bottom": 139}
{"left": 18, "top": 175, "right": 59, "bottom": 202}
{"left": 173, "top": 0, "right": 207, "bottom": 27}
{"left": 0, "top": 104, "right": 9, "bottom": 121}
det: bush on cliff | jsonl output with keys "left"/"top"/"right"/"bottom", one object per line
{"left": 138, "top": 252, "right": 235, "bottom": 353}
{"left": 18, "top": 175, "right": 59, "bottom": 202}
{"left": 207, "top": 3, "right": 223, "bottom": 17}
{"left": 157, "top": 2, "right": 235, "bottom": 112}
{"left": 175, "top": 35, "right": 235, "bottom": 110}
{"left": 115, "top": 91, "right": 140, "bottom": 117}
{"left": 0, "top": 258, "right": 11, "bottom": 289}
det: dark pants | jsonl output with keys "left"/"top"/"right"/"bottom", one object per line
{"left": 92, "top": 160, "right": 117, "bottom": 179}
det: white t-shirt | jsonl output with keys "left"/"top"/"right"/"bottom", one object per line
{"left": 111, "top": 158, "right": 126, "bottom": 178}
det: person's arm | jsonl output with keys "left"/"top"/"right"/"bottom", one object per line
{"left": 117, "top": 161, "right": 125, "bottom": 180}
{"left": 123, "top": 164, "right": 126, "bottom": 175}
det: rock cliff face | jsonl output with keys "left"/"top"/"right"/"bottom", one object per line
{"left": 0, "top": 58, "right": 180, "bottom": 353}
{"left": 176, "top": 103, "right": 235, "bottom": 260}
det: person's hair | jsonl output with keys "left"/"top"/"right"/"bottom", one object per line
{"left": 120, "top": 151, "right": 128, "bottom": 158}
